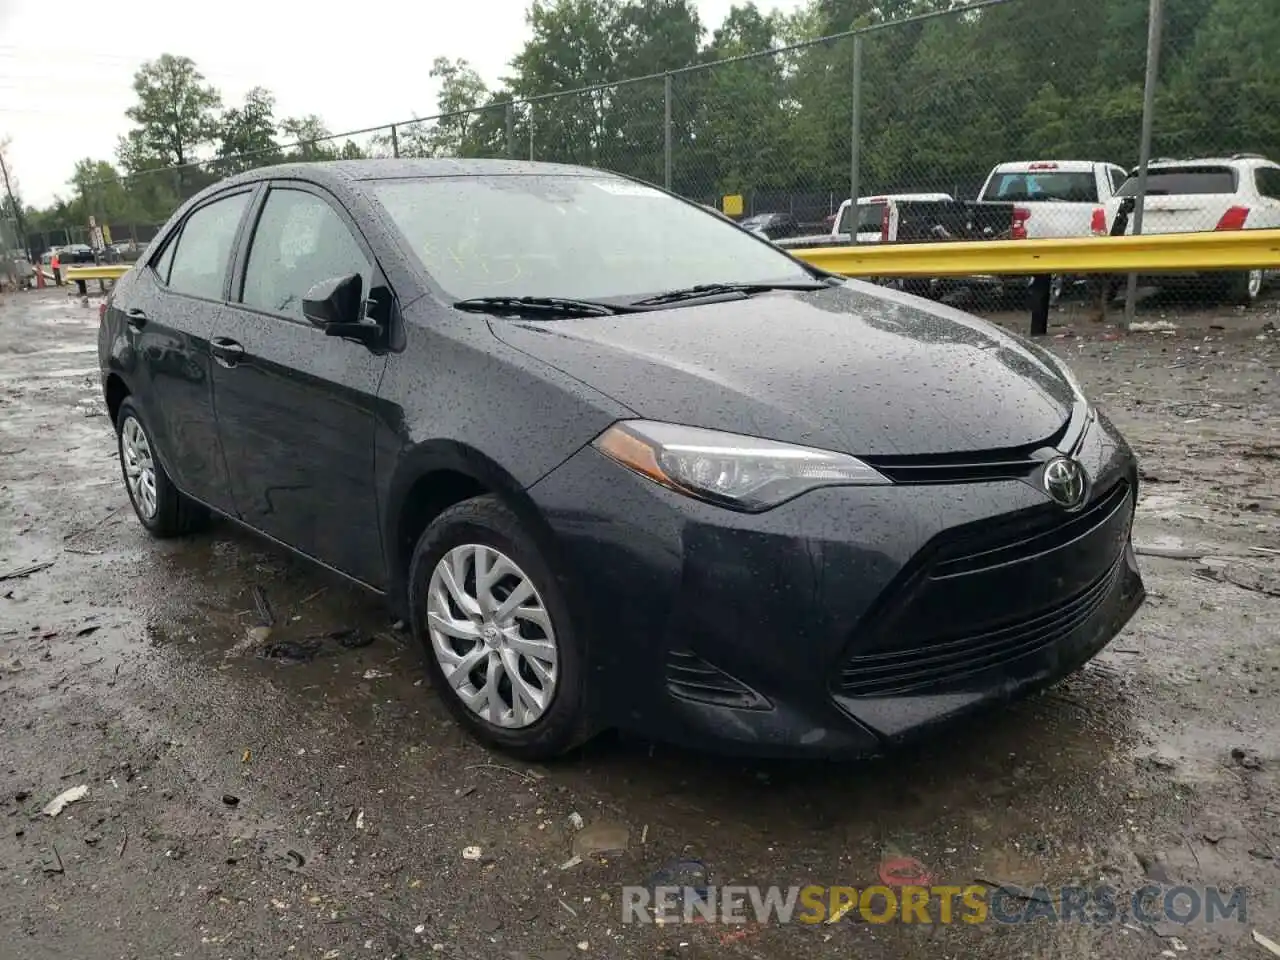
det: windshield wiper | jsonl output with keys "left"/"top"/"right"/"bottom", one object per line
{"left": 453, "top": 296, "right": 633, "bottom": 317}
{"left": 629, "top": 280, "right": 834, "bottom": 307}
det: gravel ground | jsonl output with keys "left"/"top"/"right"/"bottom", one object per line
{"left": 0, "top": 285, "right": 1276, "bottom": 960}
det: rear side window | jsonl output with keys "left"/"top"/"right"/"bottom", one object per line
{"left": 1109, "top": 167, "right": 1127, "bottom": 193}
{"left": 1254, "top": 167, "right": 1280, "bottom": 199}
{"left": 240, "top": 188, "right": 372, "bottom": 321}
{"left": 166, "top": 192, "right": 251, "bottom": 300}
{"left": 1115, "top": 166, "right": 1238, "bottom": 197}
{"left": 982, "top": 172, "right": 1098, "bottom": 203}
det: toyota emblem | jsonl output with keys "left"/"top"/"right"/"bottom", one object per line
{"left": 1042, "top": 457, "right": 1088, "bottom": 510}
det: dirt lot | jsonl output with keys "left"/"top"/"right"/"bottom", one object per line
{"left": 0, "top": 285, "right": 1276, "bottom": 960}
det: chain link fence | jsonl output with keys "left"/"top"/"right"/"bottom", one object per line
{"left": 47, "top": 0, "right": 1279, "bottom": 320}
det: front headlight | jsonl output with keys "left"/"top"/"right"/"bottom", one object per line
{"left": 592, "top": 420, "right": 890, "bottom": 512}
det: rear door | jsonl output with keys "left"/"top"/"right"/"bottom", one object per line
{"left": 114, "top": 188, "right": 254, "bottom": 514}
{"left": 210, "top": 182, "right": 389, "bottom": 586}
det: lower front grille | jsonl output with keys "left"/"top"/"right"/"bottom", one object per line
{"left": 836, "top": 555, "right": 1122, "bottom": 698}
{"left": 666, "top": 649, "right": 769, "bottom": 710}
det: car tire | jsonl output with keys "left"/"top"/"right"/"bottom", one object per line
{"left": 1222, "top": 269, "right": 1264, "bottom": 307}
{"left": 408, "top": 495, "right": 592, "bottom": 760}
{"left": 115, "top": 398, "right": 210, "bottom": 538}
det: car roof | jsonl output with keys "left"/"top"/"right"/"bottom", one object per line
{"left": 841, "top": 193, "right": 951, "bottom": 206}
{"left": 1146, "top": 156, "right": 1275, "bottom": 169}
{"left": 215, "top": 157, "right": 619, "bottom": 192}
{"left": 989, "top": 160, "right": 1111, "bottom": 173}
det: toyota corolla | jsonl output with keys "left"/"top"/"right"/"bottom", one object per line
{"left": 98, "top": 159, "right": 1145, "bottom": 759}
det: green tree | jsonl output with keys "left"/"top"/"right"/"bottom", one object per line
{"left": 1158, "top": 0, "right": 1280, "bottom": 159}
{"left": 677, "top": 4, "right": 787, "bottom": 197}
{"left": 512, "top": 0, "right": 622, "bottom": 166}
{"left": 510, "top": 0, "right": 703, "bottom": 176}
{"left": 419, "top": 58, "right": 493, "bottom": 157}
{"left": 117, "top": 55, "right": 223, "bottom": 171}
{"left": 115, "top": 54, "right": 223, "bottom": 204}
{"left": 279, "top": 115, "right": 340, "bottom": 160}
{"left": 217, "top": 87, "right": 282, "bottom": 174}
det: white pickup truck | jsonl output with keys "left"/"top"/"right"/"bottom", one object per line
{"left": 977, "top": 160, "right": 1129, "bottom": 239}
{"left": 831, "top": 193, "right": 953, "bottom": 243}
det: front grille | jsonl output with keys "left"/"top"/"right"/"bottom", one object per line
{"left": 932, "top": 480, "right": 1131, "bottom": 578}
{"left": 863, "top": 454, "right": 1043, "bottom": 485}
{"left": 665, "top": 649, "right": 769, "bottom": 710}
{"left": 862, "top": 403, "right": 1092, "bottom": 486}
{"left": 836, "top": 555, "right": 1122, "bottom": 698}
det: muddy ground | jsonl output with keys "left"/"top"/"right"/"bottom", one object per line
{"left": 0, "top": 285, "right": 1276, "bottom": 960}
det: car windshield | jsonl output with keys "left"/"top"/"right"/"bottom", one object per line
{"left": 370, "top": 174, "right": 815, "bottom": 302}
{"left": 1114, "top": 166, "right": 1238, "bottom": 196}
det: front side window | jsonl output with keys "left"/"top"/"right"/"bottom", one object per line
{"left": 166, "top": 192, "right": 251, "bottom": 300}
{"left": 371, "top": 175, "right": 814, "bottom": 303}
{"left": 241, "top": 188, "right": 372, "bottom": 320}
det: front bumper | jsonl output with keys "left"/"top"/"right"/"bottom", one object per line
{"left": 527, "top": 412, "right": 1145, "bottom": 758}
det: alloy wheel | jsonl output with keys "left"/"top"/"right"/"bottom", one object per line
{"left": 121, "top": 415, "right": 158, "bottom": 520}
{"left": 426, "top": 543, "right": 558, "bottom": 728}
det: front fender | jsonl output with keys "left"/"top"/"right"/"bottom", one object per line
{"left": 381, "top": 440, "right": 572, "bottom": 616}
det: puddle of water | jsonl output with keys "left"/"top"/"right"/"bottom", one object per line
{"left": 22, "top": 344, "right": 98, "bottom": 358}
{"left": 26, "top": 367, "right": 100, "bottom": 380}
{"left": 1136, "top": 490, "right": 1219, "bottom": 523}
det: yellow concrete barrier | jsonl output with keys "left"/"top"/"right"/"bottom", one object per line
{"left": 788, "top": 229, "right": 1280, "bottom": 277}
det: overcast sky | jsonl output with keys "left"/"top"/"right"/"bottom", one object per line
{"left": 0, "top": 0, "right": 809, "bottom": 208}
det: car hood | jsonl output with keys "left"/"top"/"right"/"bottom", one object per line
{"left": 488, "top": 282, "right": 1078, "bottom": 457}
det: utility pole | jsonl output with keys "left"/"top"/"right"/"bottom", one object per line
{"left": 0, "top": 147, "right": 33, "bottom": 263}
{"left": 1123, "top": 0, "right": 1164, "bottom": 329}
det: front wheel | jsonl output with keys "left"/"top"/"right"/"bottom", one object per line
{"left": 408, "top": 495, "right": 593, "bottom": 759}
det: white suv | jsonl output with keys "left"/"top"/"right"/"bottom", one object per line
{"left": 1101, "top": 154, "right": 1280, "bottom": 304}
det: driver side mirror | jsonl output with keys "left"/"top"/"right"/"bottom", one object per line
{"left": 302, "top": 273, "right": 380, "bottom": 346}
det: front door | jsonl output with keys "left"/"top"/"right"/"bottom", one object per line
{"left": 208, "top": 184, "right": 388, "bottom": 587}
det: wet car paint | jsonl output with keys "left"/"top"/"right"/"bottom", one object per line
{"left": 491, "top": 282, "right": 1079, "bottom": 457}
{"left": 97, "top": 158, "right": 1143, "bottom": 757}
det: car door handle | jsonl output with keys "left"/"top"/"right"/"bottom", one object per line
{"left": 125, "top": 308, "right": 148, "bottom": 330}
{"left": 210, "top": 337, "right": 246, "bottom": 368}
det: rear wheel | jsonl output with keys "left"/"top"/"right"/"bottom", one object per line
{"left": 408, "top": 495, "right": 593, "bottom": 759}
{"left": 115, "top": 398, "right": 209, "bottom": 538}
